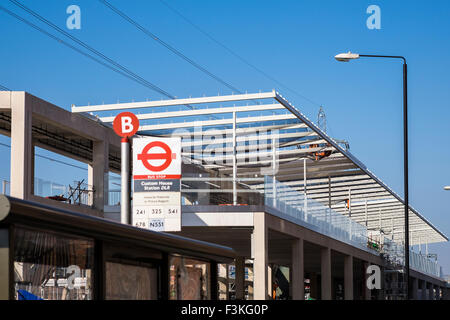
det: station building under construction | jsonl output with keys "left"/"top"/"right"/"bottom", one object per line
{"left": 0, "top": 90, "right": 448, "bottom": 300}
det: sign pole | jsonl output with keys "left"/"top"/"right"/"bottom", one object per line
{"left": 113, "top": 111, "right": 139, "bottom": 226}
{"left": 121, "top": 137, "right": 130, "bottom": 224}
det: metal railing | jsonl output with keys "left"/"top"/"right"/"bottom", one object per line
{"left": 108, "top": 190, "right": 121, "bottom": 206}
{"left": 1, "top": 178, "right": 93, "bottom": 206}
{"left": 2, "top": 176, "right": 444, "bottom": 279}
{"left": 410, "top": 250, "right": 442, "bottom": 278}
{"left": 1, "top": 178, "right": 121, "bottom": 207}
{"left": 264, "top": 176, "right": 371, "bottom": 252}
{"left": 179, "top": 175, "right": 445, "bottom": 278}
{"left": 381, "top": 235, "right": 443, "bottom": 278}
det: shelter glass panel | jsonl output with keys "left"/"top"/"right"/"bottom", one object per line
{"left": 13, "top": 226, "right": 94, "bottom": 300}
{"left": 105, "top": 262, "right": 158, "bottom": 300}
{"left": 169, "top": 255, "right": 210, "bottom": 300}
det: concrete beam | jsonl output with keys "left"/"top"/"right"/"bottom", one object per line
{"left": 30, "top": 94, "right": 120, "bottom": 146}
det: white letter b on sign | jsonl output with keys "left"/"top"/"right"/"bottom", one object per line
{"left": 366, "top": 265, "right": 381, "bottom": 289}
{"left": 121, "top": 116, "right": 133, "bottom": 133}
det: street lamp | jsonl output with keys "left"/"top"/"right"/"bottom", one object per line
{"left": 444, "top": 186, "right": 450, "bottom": 190}
{"left": 335, "top": 51, "right": 410, "bottom": 299}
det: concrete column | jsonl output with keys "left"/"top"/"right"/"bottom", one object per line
{"left": 420, "top": 280, "right": 427, "bottom": 300}
{"left": 268, "top": 265, "right": 273, "bottom": 299}
{"left": 443, "top": 286, "right": 449, "bottom": 300}
{"left": 344, "top": 255, "right": 353, "bottom": 300}
{"left": 253, "top": 212, "right": 268, "bottom": 300}
{"left": 31, "top": 142, "right": 35, "bottom": 195}
{"left": 10, "top": 92, "right": 33, "bottom": 200}
{"left": 433, "top": 285, "right": 438, "bottom": 300}
{"left": 428, "top": 283, "right": 434, "bottom": 300}
{"left": 291, "top": 238, "right": 304, "bottom": 300}
{"left": 310, "top": 273, "right": 318, "bottom": 300}
{"left": 363, "top": 262, "right": 371, "bottom": 300}
{"left": 378, "top": 266, "right": 385, "bottom": 300}
{"left": 226, "top": 264, "right": 229, "bottom": 299}
{"left": 411, "top": 277, "right": 418, "bottom": 300}
{"left": 321, "top": 247, "right": 332, "bottom": 300}
{"left": 89, "top": 140, "right": 109, "bottom": 211}
{"left": 88, "top": 165, "right": 94, "bottom": 206}
{"left": 235, "top": 257, "right": 245, "bottom": 300}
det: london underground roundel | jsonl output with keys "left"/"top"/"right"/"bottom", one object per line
{"left": 133, "top": 137, "right": 181, "bottom": 179}
{"left": 113, "top": 112, "right": 139, "bottom": 137}
{"left": 137, "top": 141, "right": 176, "bottom": 172}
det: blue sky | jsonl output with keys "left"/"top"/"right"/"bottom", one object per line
{"left": 1, "top": 0, "right": 450, "bottom": 273}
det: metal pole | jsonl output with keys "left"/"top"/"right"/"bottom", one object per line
{"left": 365, "top": 200, "right": 368, "bottom": 227}
{"left": 392, "top": 217, "right": 394, "bottom": 241}
{"left": 328, "top": 176, "right": 331, "bottom": 231}
{"left": 356, "top": 54, "right": 409, "bottom": 299}
{"left": 419, "top": 237, "right": 421, "bottom": 254}
{"left": 379, "top": 209, "right": 382, "bottom": 243}
{"left": 303, "top": 158, "right": 307, "bottom": 221}
{"left": 233, "top": 111, "right": 237, "bottom": 205}
{"left": 348, "top": 189, "right": 352, "bottom": 240}
{"left": 328, "top": 176, "right": 331, "bottom": 209}
{"left": 403, "top": 61, "right": 410, "bottom": 299}
{"left": 121, "top": 137, "right": 130, "bottom": 224}
{"left": 272, "top": 137, "right": 276, "bottom": 207}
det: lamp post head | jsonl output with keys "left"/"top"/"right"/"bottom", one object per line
{"left": 335, "top": 51, "right": 360, "bottom": 62}
{"left": 444, "top": 186, "right": 450, "bottom": 190}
